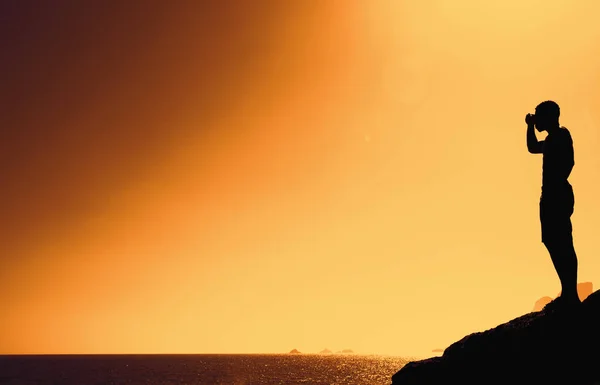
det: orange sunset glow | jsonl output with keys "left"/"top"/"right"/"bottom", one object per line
{"left": 2, "top": 1, "right": 600, "bottom": 357}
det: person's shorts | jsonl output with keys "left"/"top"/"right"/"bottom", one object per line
{"left": 539, "top": 191, "right": 574, "bottom": 244}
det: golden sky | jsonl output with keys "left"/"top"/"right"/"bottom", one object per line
{"left": 2, "top": 0, "right": 600, "bottom": 356}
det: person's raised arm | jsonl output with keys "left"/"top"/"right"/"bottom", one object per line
{"left": 526, "top": 113, "right": 544, "bottom": 154}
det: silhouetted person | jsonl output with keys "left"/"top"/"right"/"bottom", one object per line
{"left": 526, "top": 100, "right": 580, "bottom": 311}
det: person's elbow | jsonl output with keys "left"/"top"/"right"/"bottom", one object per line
{"left": 527, "top": 140, "right": 544, "bottom": 154}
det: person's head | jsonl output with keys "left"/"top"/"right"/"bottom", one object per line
{"left": 534, "top": 100, "right": 560, "bottom": 132}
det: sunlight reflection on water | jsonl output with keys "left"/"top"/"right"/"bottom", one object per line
{"left": 0, "top": 354, "right": 410, "bottom": 385}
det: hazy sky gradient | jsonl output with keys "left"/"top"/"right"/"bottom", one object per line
{"left": 2, "top": 0, "right": 600, "bottom": 356}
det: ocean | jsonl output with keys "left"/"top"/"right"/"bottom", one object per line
{"left": 0, "top": 354, "right": 410, "bottom": 385}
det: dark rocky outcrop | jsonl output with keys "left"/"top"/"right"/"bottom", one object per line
{"left": 392, "top": 290, "right": 600, "bottom": 385}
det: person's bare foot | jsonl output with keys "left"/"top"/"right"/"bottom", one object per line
{"left": 542, "top": 295, "right": 581, "bottom": 313}
{"left": 562, "top": 295, "right": 582, "bottom": 307}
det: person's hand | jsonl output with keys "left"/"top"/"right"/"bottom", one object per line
{"left": 525, "top": 113, "right": 535, "bottom": 126}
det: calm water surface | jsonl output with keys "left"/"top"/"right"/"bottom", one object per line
{"left": 0, "top": 354, "right": 410, "bottom": 385}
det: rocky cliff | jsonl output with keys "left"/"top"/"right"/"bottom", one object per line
{"left": 392, "top": 290, "right": 600, "bottom": 385}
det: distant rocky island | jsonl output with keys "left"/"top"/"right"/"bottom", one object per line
{"left": 289, "top": 348, "right": 353, "bottom": 354}
{"left": 392, "top": 289, "right": 600, "bottom": 384}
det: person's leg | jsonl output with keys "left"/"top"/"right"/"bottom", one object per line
{"left": 540, "top": 202, "right": 566, "bottom": 296}
{"left": 560, "top": 194, "right": 579, "bottom": 302}
{"left": 562, "top": 241, "right": 579, "bottom": 301}
{"left": 543, "top": 239, "right": 579, "bottom": 302}
{"left": 539, "top": 192, "right": 580, "bottom": 311}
